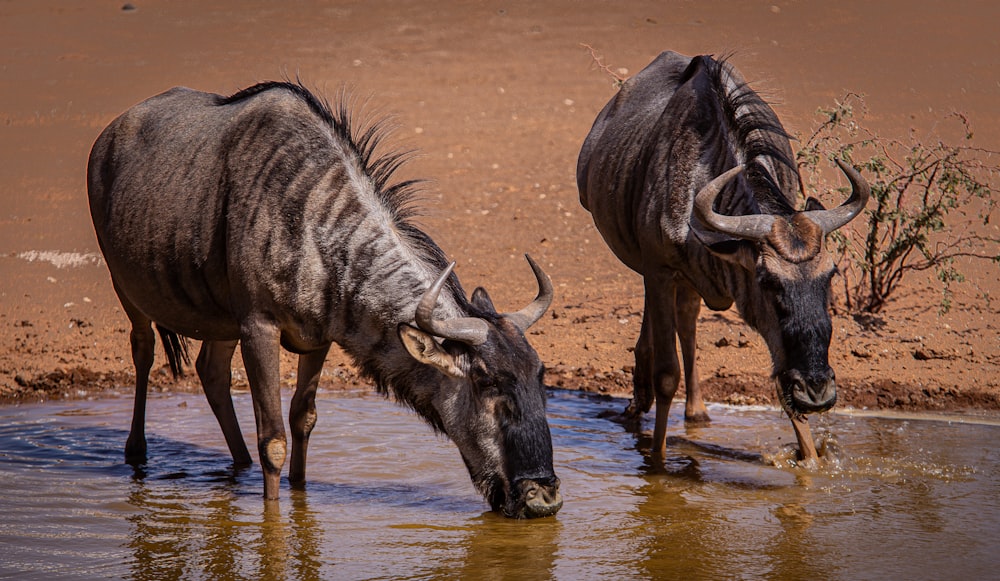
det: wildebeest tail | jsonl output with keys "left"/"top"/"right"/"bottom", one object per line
{"left": 156, "top": 324, "right": 192, "bottom": 379}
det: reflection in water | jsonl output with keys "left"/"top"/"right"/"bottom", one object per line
{"left": 287, "top": 491, "right": 325, "bottom": 579}
{"left": 481, "top": 516, "right": 560, "bottom": 581}
{"left": 123, "top": 446, "right": 327, "bottom": 579}
{"left": 766, "top": 497, "right": 827, "bottom": 581}
{"left": 124, "top": 480, "right": 327, "bottom": 580}
{"left": 612, "top": 405, "right": 837, "bottom": 578}
{"left": 424, "top": 514, "right": 562, "bottom": 581}
{"left": 0, "top": 391, "right": 997, "bottom": 579}
{"left": 630, "top": 475, "right": 730, "bottom": 579}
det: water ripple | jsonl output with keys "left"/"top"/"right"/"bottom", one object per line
{"left": 0, "top": 391, "right": 997, "bottom": 580}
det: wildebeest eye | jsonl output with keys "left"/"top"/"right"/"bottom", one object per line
{"left": 469, "top": 365, "right": 500, "bottom": 393}
{"left": 476, "top": 376, "right": 499, "bottom": 392}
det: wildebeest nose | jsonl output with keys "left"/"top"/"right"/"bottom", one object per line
{"left": 521, "top": 479, "right": 563, "bottom": 518}
{"left": 790, "top": 370, "right": 837, "bottom": 413}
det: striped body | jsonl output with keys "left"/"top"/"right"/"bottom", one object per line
{"left": 89, "top": 84, "right": 447, "bottom": 363}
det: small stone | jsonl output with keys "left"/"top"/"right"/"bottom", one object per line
{"left": 913, "top": 347, "right": 958, "bottom": 361}
{"left": 851, "top": 347, "right": 874, "bottom": 359}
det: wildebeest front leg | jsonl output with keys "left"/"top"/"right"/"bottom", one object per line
{"left": 240, "top": 319, "right": 286, "bottom": 500}
{"left": 196, "top": 340, "right": 252, "bottom": 466}
{"left": 645, "top": 274, "right": 683, "bottom": 457}
{"left": 289, "top": 345, "right": 330, "bottom": 485}
{"left": 676, "top": 283, "right": 709, "bottom": 423}
{"left": 789, "top": 413, "right": 820, "bottom": 465}
{"left": 627, "top": 313, "right": 655, "bottom": 419}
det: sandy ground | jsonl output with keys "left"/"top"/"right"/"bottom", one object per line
{"left": 1, "top": 1, "right": 998, "bottom": 416}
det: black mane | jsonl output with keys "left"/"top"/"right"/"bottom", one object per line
{"left": 219, "top": 80, "right": 425, "bottom": 227}
{"left": 703, "top": 56, "right": 799, "bottom": 212}
{"left": 218, "top": 80, "right": 453, "bottom": 280}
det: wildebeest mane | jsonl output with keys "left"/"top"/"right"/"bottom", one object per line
{"left": 220, "top": 82, "right": 486, "bottom": 403}
{"left": 703, "top": 56, "right": 798, "bottom": 213}
{"left": 219, "top": 81, "right": 427, "bottom": 231}
{"left": 219, "top": 81, "right": 452, "bottom": 279}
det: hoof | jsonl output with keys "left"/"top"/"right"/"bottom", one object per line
{"left": 623, "top": 399, "right": 645, "bottom": 419}
{"left": 685, "top": 412, "right": 711, "bottom": 424}
{"left": 124, "top": 438, "right": 147, "bottom": 465}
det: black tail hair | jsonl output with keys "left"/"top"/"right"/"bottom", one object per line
{"left": 156, "top": 324, "right": 191, "bottom": 379}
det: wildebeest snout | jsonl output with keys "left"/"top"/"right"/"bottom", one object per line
{"left": 781, "top": 368, "right": 837, "bottom": 414}
{"left": 515, "top": 477, "right": 563, "bottom": 519}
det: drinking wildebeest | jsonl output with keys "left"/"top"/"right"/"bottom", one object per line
{"left": 577, "top": 51, "right": 869, "bottom": 462}
{"left": 87, "top": 81, "right": 562, "bottom": 517}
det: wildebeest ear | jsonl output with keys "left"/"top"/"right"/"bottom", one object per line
{"left": 397, "top": 324, "right": 466, "bottom": 378}
{"left": 706, "top": 239, "right": 757, "bottom": 272}
{"left": 804, "top": 197, "right": 826, "bottom": 212}
{"left": 471, "top": 287, "right": 496, "bottom": 313}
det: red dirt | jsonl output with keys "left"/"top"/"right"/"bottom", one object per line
{"left": 1, "top": 1, "right": 998, "bottom": 416}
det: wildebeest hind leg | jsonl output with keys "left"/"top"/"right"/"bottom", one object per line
{"left": 196, "top": 340, "right": 252, "bottom": 466}
{"left": 118, "top": 290, "right": 154, "bottom": 465}
{"left": 289, "top": 345, "right": 330, "bottom": 485}
{"left": 125, "top": 324, "right": 155, "bottom": 463}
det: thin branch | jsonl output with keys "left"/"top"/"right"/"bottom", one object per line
{"left": 580, "top": 44, "right": 628, "bottom": 87}
{"left": 798, "top": 93, "right": 999, "bottom": 314}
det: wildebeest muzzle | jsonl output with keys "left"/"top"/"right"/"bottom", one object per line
{"left": 778, "top": 368, "right": 837, "bottom": 415}
{"left": 507, "top": 476, "right": 563, "bottom": 519}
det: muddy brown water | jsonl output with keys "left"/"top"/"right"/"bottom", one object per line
{"left": 1, "top": 389, "right": 997, "bottom": 580}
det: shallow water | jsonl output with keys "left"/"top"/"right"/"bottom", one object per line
{"left": 1, "top": 389, "right": 997, "bottom": 580}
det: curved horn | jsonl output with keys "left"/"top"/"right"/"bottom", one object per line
{"left": 693, "top": 165, "right": 776, "bottom": 241}
{"left": 415, "top": 262, "right": 490, "bottom": 346}
{"left": 503, "top": 254, "right": 554, "bottom": 332}
{"left": 803, "top": 159, "right": 871, "bottom": 234}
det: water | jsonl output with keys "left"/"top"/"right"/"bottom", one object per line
{"left": 1, "top": 389, "right": 997, "bottom": 580}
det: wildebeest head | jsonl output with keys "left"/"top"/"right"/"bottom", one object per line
{"left": 693, "top": 160, "right": 870, "bottom": 417}
{"left": 396, "top": 256, "right": 562, "bottom": 518}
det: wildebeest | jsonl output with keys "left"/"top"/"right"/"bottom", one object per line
{"left": 577, "top": 51, "right": 869, "bottom": 462}
{"left": 87, "top": 81, "right": 562, "bottom": 517}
